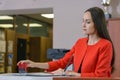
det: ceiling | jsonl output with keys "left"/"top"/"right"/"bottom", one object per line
{"left": 23, "top": 14, "right": 53, "bottom": 25}
{"left": 0, "top": 8, "right": 53, "bottom": 29}
{"left": 0, "top": 8, "right": 53, "bottom": 25}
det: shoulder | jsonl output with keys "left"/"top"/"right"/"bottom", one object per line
{"left": 76, "top": 37, "right": 88, "bottom": 42}
{"left": 99, "top": 38, "right": 112, "bottom": 48}
{"left": 100, "top": 38, "right": 112, "bottom": 45}
{"left": 74, "top": 37, "right": 88, "bottom": 46}
{"left": 97, "top": 39, "right": 113, "bottom": 57}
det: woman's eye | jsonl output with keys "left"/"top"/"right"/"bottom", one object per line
{"left": 86, "top": 22, "right": 90, "bottom": 24}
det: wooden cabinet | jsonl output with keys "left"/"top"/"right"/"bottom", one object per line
{"left": 28, "top": 37, "right": 52, "bottom": 72}
{"left": 0, "top": 28, "right": 16, "bottom": 73}
{"left": 0, "top": 28, "right": 6, "bottom": 73}
{"left": 6, "top": 29, "right": 16, "bottom": 73}
{"left": 108, "top": 18, "right": 120, "bottom": 77}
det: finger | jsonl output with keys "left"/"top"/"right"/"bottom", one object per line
{"left": 17, "top": 60, "right": 28, "bottom": 66}
{"left": 65, "top": 71, "right": 73, "bottom": 75}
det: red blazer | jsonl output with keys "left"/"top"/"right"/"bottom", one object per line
{"left": 47, "top": 38, "right": 113, "bottom": 77}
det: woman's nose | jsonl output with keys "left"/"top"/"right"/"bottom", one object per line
{"left": 82, "top": 22, "right": 85, "bottom": 28}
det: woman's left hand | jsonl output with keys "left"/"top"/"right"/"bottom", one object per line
{"left": 50, "top": 68, "right": 64, "bottom": 75}
{"left": 65, "top": 70, "right": 81, "bottom": 76}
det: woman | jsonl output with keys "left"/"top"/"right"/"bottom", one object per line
{"left": 17, "top": 7, "right": 114, "bottom": 77}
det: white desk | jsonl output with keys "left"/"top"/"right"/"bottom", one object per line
{"left": 0, "top": 73, "right": 53, "bottom": 80}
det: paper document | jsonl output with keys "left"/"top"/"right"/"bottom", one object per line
{"left": 1, "top": 72, "right": 75, "bottom": 77}
{"left": 2, "top": 72, "right": 64, "bottom": 77}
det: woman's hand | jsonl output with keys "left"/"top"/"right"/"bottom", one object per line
{"left": 17, "top": 60, "right": 35, "bottom": 68}
{"left": 65, "top": 70, "right": 81, "bottom": 76}
{"left": 51, "top": 68, "right": 64, "bottom": 75}
{"left": 50, "top": 68, "right": 80, "bottom": 76}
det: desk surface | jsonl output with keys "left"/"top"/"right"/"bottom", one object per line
{"left": 0, "top": 73, "right": 120, "bottom": 80}
{"left": 53, "top": 76, "right": 120, "bottom": 80}
{"left": 0, "top": 73, "right": 53, "bottom": 80}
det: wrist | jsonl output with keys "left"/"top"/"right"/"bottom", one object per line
{"left": 31, "top": 62, "right": 37, "bottom": 68}
{"left": 75, "top": 73, "right": 80, "bottom": 76}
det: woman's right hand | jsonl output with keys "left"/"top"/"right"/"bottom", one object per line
{"left": 17, "top": 60, "right": 36, "bottom": 68}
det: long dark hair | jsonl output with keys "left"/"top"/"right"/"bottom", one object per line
{"left": 85, "top": 7, "right": 115, "bottom": 72}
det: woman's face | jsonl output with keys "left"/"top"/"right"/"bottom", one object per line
{"left": 82, "top": 11, "right": 97, "bottom": 35}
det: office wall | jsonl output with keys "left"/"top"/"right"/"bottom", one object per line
{"left": 0, "top": 0, "right": 120, "bottom": 49}
{"left": 53, "top": 0, "right": 102, "bottom": 49}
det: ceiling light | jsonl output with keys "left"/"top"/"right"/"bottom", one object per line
{"left": 23, "top": 23, "right": 42, "bottom": 27}
{"left": 0, "top": 16, "right": 13, "bottom": 20}
{"left": 41, "top": 14, "right": 54, "bottom": 18}
{"left": 0, "top": 24, "right": 14, "bottom": 28}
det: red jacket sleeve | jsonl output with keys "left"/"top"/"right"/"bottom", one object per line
{"left": 46, "top": 47, "right": 75, "bottom": 72}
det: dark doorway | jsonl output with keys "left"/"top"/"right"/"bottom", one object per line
{"left": 17, "top": 38, "right": 27, "bottom": 72}
{"left": 17, "top": 38, "right": 27, "bottom": 62}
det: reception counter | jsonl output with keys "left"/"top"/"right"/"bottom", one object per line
{"left": 0, "top": 73, "right": 120, "bottom": 80}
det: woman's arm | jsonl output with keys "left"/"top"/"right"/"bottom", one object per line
{"left": 17, "top": 60, "right": 49, "bottom": 69}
